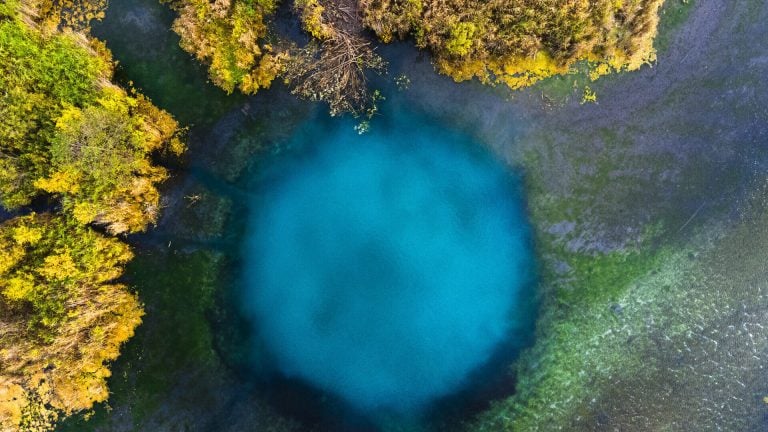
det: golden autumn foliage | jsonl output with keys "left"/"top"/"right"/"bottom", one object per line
{"left": 361, "top": 0, "right": 664, "bottom": 88}
{"left": 294, "top": 0, "right": 334, "bottom": 40}
{"left": 0, "top": 214, "right": 143, "bottom": 430}
{"left": 166, "top": 0, "right": 388, "bottom": 116}
{"left": 358, "top": 0, "right": 422, "bottom": 43}
{"left": 0, "top": 214, "right": 143, "bottom": 432}
{"left": 42, "top": 89, "right": 182, "bottom": 234}
{"left": 0, "top": 1, "right": 180, "bottom": 430}
{"left": 166, "top": 0, "right": 286, "bottom": 94}
{"left": 34, "top": 0, "right": 107, "bottom": 32}
{"left": 0, "top": 0, "right": 183, "bottom": 234}
{"left": 167, "top": 0, "right": 662, "bottom": 115}
{"left": 0, "top": 4, "right": 110, "bottom": 210}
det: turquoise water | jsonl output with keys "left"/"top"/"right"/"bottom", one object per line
{"left": 241, "top": 104, "right": 537, "bottom": 418}
{"left": 78, "top": 0, "right": 537, "bottom": 427}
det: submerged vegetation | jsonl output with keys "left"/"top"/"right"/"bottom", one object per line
{"left": 0, "top": 0, "right": 180, "bottom": 429}
{"left": 165, "top": 0, "right": 663, "bottom": 114}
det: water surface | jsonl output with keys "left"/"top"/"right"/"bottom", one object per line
{"left": 241, "top": 105, "right": 537, "bottom": 419}
{"left": 62, "top": 0, "right": 768, "bottom": 430}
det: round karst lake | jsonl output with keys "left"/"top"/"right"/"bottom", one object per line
{"left": 242, "top": 105, "right": 536, "bottom": 419}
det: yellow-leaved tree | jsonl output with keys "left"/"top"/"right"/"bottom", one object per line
{"left": 0, "top": 0, "right": 182, "bottom": 429}
{"left": 0, "top": 214, "right": 143, "bottom": 430}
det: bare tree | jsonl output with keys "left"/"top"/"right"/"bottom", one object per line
{"left": 285, "top": 0, "right": 386, "bottom": 117}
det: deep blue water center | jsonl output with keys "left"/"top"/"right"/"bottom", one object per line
{"left": 243, "top": 105, "right": 535, "bottom": 417}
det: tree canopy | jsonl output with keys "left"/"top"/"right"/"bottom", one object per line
{"left": 362, "top": 0, "right": 664, "bottom": 88}
{"left": 0, "top": 214, "right": 143, "bottom": 430}
{"left": 0, "top": 4, "right": 183, "bottom": 233}
{"left": 167, "top": 0, "right": 286, "bottom": 94}
{"left": 0, "top": 1, "right": 181, "bottom": 429}
{"left": 166, "top": 0, "right": 663, "bottom": 114}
